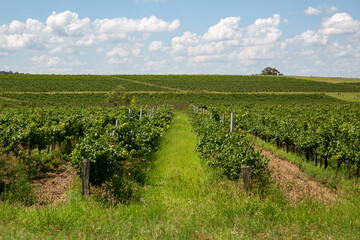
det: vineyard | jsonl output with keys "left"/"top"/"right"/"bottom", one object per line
{"left": 1, "top": 74, "right": 360, "bottom": 238}
{"left": 118, "top": 74, "right": 360, "bottom": 92}
{"left": 0, "top": 105, "right": 173, "bottom": 204}
{"left": 193, "top": 105, "right": 360, "bottom": 180}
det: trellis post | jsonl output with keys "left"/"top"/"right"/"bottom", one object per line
{"left": 241, "top": 166, "right": 251, "bottom": 191}
{"left": 82, "top": 159, "right": 90, "bottom": 198}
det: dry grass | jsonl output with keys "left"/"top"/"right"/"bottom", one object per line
{"left": 32, "top": 161, "right": 77, "bottom": 206}
{"left": 258, "top": 147, "right": 338, "bottom": 203}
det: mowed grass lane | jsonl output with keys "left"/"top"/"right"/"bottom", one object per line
{"left": 1, "top": 112, "right": 359, "bottom": 239}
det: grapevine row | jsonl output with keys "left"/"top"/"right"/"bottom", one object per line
{"left": 188, "top": 106, "right": 269, "bottom": 182}
{"left": 207, "top": 105, "right": 360, "bottom": 179}
{"left": 0, "top": 105, "right": 174, "bottom": 192}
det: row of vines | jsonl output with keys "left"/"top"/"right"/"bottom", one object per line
{"left": 188, "top": 106, "right": 269, "bottom": 184}
{"left": 201, "top": 104, "right": 360, "bottom": 179}
{"left": 0, "top": 105, "right": 174, "bottom": 203}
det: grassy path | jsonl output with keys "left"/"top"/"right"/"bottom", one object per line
{"left": 147, "top": 111, "right": 206, "bottom": 187}
{"left": 1, "top": 111, "right": 359, "bottom": 239}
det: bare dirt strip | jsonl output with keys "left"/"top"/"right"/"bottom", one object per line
{"left": 255, "top": 146, "right": 338, "bottom": 203}
{"left": 32, "top": 161, "right": 77, "bottom": 206}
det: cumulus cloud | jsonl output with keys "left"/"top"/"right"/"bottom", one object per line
{"left": 31, "top": 55, "right": 60, "bottom": 67}
{"left": 328, "top": 41, "right": 360, "bottom": 57}
{"left": 106, "top": 46, "right": 130, "bottom": 58}
{"left": 320, "top": 12, "right": 360, "bottom": 35}
{"left": 106, "top": 42, "right": 144, "bottom": 60}
{"left": 304, "top": 7, "right": 322, "bottom": 15}
{"left": 283, "top": 30, "right": 328, "bottom": 47}
{"left": 0, "top": 10, "right": 180, "bottom": 53}
{"left": 172, "top": 14, "right": 282, "bottom": 64}
{"left": 202, "top": 17, "right": 241, "bottom": 41}
{"left": 93, "top": 16, "right": 179, "bottom": 40}
{"left": 46, "top": 11, "right": 91, "bottom": 36}
{"left": 148, "top": 40, "right": 168, "bottom": 51}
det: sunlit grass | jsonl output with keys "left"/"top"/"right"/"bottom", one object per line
{"left": 325, "top": 92, "right": 360, "bottom": 102}
{"left": 289, "top": 76, "right": 360, "bottom": 83}
{"left": 1, "top": 111, "right": 360, "bottom": 239}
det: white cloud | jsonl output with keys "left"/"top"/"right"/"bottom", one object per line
{"left": 172, "top": 14, "right": 282, "bottom": 64}
{"left": 106, "top": 43, "right": 144, "bottom": 59}
{"left": 283, "top": 30, "right": 328, "bottom": 47}
{"left": 326, "top": 6, "right": 338, "bottom": 14}
{"left": 46, "top": 11, "right": 91, "bottom": 37}
{"left": 0, "top": 11, "right": 180, "bottom": 53}
{"left": 31, "top": 55, "right": 60, "bottom": 67}
{"left": 298, "top": 49, "right": 316, "bottom": 56}
{"left": 304, "top": 7, "right": 322, "bottom": 15}
{"left": 8, "top": 20, "right": 26, "bottom": 34}
{"left": 202, "top": 17, "right": 241, "bottom": 41}
{"left": 328, "top": 42, "right": 360, "bottom": 57}
{"left": 106, "top": 46, "right": 130, "bottom": 58}
{"left": 320, "top": 12, "right": 360, "bottom": 35}
{"left": 93, "top": 16, "right": 180, "bottom": 35}
{"left": 148, "top": 40, "right": 168, "bottom": 51}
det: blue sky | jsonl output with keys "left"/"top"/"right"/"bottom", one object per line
{"left": 0, "top": 0, "right": 359, "bottom": 77}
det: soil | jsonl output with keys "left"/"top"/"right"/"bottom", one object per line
{"left": 32, "top": 161, "right": 77, "bottom": 206}
{"left": 256, "top": 146, "right": 338, "bottom": 203}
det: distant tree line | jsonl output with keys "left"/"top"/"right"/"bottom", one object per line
{"left": 0, "top": 71, "right": 21, "bottom": 74}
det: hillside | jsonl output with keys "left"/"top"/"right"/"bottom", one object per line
{"left": 1, "top": 74, "right": 360, "bottom": 106}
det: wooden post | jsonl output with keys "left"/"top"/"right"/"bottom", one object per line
{"left": 241, "top": 166, "right": 251, "bottom": 191}
{"left": 82, "top": 159, "right": 90, "bottom": 198}
{"left": 140, "top": 108, "right": 143, "bottom": 120}
{"left": 222, "top": 114, "right": 225, "bottom": 124}
{"left": 128, "top": 109, "right": 132, "bottom": 118}
{"left": 230, "top": 112, "right": 234, "bottom": 133}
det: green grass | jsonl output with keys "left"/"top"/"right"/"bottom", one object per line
{"left": 247, "top": 134, "right": 343, "bottom": 189}
{"left": 325, "top": 92, "right": 360, "bottom": 102}
{"left": 290, "top": 76, "right": 360, "bottom": 83}
{"left": 1, "top": 111, "right": 360, "bottom": 239}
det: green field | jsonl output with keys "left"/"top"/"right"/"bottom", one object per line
{"left": 120, "top": 75, "right": 360, "bottom": 92}
{"left": 0, "top": 92, "right": 347, "bottom": 107}
{"left": 1, "top": 74, "right": 360, "bottom": 239}
{"left": 0, "top": 75, "right": 170, "bottom": 92}
{"left": 1, "top": 74, "right": 360, "bottom": 106}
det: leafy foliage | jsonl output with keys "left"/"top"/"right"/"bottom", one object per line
{"left": 188, "top": 106, "right": 269, "bottom": 182}
{"left": 106, "top": 85, "right": 130, "bottom": 105}
{"left": 261, "top": 67, "right": 282, "bottom": 76}
{"left": 229, "top": 104, "right": 360, "bottom": 179}
{"left": 0, "top": 105, "right": 174, "bottom": 203}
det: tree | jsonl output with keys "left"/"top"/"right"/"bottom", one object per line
{"left": 107, "top": 85, "right": 130, "bottom": 106}
{"left": 261, "top": 67, "right": 282, "bottom": 76}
